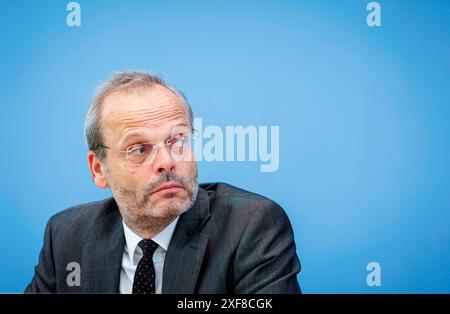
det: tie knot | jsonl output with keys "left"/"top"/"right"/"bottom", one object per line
{"left": 138, "top": 239, "right": 159, "bottom": 256}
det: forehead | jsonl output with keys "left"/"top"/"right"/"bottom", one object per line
{"left": 101, "top": 85, "right": 190, "bottom": 141}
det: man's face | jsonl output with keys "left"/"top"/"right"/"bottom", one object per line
{"left": 97, "top": 85, "right": 198, "bottom": 225}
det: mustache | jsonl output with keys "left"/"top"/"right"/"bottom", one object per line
{"left": 142, "top": 172, "right": 190, "bottom": 195}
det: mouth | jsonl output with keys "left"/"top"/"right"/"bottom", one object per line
{"left": 151, "top": 182, "right": 184, "bottom": 194}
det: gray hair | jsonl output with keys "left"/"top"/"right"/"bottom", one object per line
{"left": 84, "top": 71, "right": 194, "bottom": 161}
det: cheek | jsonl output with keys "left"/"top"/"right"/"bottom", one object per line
{"left": 178, "top": 160, "right": 197, "bottom": 178}
{"left": 191, "top": 160, "right": 198, "bottom": 175}
{"left": 107, "top": 161, "right": 140, "bottom": 189}
{"left": 125, "top": 168, "right": 151, "bottom": 189}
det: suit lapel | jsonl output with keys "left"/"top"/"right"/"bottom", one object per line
{"left": 81, "top": 199, "right": 125, "bottom": 293}
{"left": 162, "top": 187, "right": 211, "bottom": 293}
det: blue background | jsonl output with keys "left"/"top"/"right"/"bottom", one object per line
{"left": 0, "top": 0, "right": 449, "bottom": 293}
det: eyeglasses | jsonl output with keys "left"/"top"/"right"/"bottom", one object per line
{"left": 99, "top": 132, "right": 197, "bottom": 167}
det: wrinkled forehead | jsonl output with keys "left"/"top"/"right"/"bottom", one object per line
{"left": 100, "top": 85, "right": 190, "bottom": 143}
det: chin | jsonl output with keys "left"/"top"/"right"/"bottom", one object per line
{"left": 146, "top": 198, "right": 190, "bottom": 218}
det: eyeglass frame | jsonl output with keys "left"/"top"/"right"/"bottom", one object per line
{"left": 96, "top": 130, "right": 198, "bottom": 167}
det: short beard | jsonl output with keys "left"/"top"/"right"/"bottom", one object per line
{"left": 107, "top": 170, "right": 198, "bottom": 237}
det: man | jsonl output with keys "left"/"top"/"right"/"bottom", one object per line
{"left": 25, "top": 71, "right": 301, "bottom": 293}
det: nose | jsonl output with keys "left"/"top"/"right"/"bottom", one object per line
{"left": 152, "top": 145, "right": 175, "bottom": 174}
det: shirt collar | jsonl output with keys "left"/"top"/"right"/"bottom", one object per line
{"left": 122, "top": 216, "right": 180, "bottom": 258}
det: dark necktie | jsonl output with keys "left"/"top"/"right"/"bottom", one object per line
{"left": 132, "top": 239, "right": 159, "bottom": 294}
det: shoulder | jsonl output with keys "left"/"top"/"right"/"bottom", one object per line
{"left": 199, "top": 182, "right": 286, "bottom": 218}
{"left": 47, "top": 197, "right": 117, "bottom": 239}
{"left": 50, "top": 198, "right": 115, "bottom": 224}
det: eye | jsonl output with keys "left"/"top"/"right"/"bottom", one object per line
{"left": 169, "top": 136, "right": 185, "bottom": 147}
{"left": 168, "top": 136, "right": 188, "bottom": 155}
{"left": 128, "top": 144, "right": 151, "bottom": 156}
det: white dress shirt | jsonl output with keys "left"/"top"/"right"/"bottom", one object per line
{"left": 119, "top": 216, "right": 180, "bottom": 294}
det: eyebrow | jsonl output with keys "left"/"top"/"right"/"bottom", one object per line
{"left": 117, "top": 123, "right": 189, "bottom": 148}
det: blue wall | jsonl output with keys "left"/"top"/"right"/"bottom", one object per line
{"left": 0, "top": 0, "right": 448, "bottom": 293}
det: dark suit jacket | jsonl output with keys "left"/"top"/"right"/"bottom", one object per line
{"left": 25, "top": 182, "right": 301, "bottom": 293}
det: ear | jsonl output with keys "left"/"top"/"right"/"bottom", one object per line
{"left": 87, "top": 151, "right": 108, "bottom": 189}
